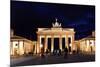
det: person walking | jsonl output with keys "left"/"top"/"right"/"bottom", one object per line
{"left": 64, "top": 47, "right": 68, "bottom": 58}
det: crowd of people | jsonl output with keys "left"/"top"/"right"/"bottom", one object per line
{"left": 40, "top": 47, "right": 76, "bottom": 58}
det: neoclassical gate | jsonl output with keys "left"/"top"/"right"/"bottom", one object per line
{"left": 36, "top": 19, "right": 76, "bottom": 53}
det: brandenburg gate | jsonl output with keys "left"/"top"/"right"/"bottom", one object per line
{"left": 36, "top": 19, "right": 75, "bottom": 53}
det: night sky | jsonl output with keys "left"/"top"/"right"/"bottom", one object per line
{"left": 11, "top": 1, "right": 95, "bottom": 41}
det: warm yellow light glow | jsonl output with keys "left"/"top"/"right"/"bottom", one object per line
{"left": 51, "top": 48, "right": 53, "bottom": 52}
{"left": 90, "top": 40, "right": 94, "bottom": 46}
{"left": 19, "top": 41, "right": 24, "bottom": 55}
{"left": 13, "top": 41, "right": 18, "bottom": 48}
{"left": 12, "top": 41, "right": 19, "bottom": 55}
{"left": 10, "top": 42, "right": 13, "bottom": 55}
{"left": 87, "top": 40, "right": 89, "bottom": 48}
{"left": 40, "top": 44, "right": 43, "bottom": 48}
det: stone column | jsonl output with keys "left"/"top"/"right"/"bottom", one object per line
{"left": 34, "top": 42, "right": 37, "bottom": 54}
{"left": 22, "top": 41, "right": 24, "bottom": 55}
{"left": 40, "top": 36, "right": 42, "bottom": 53}
{"left": 18, "top": 41, "right": 20, "bottom": 55}
{"left": 51, "top": 35, "right": 54, "bottom": 52}
{"left": 71, "top": 35, "right": 75, "bottom": 51}
{"left": 12, "top": 42, "right": 14, "bottom": 56}
{"left": 66, "top": 35, "right": 68, "bottom": 49}
{"left": 44, "top": 36, "right": 48, "bottom": 52}
{"left": 10, "top": 41, "right": 13, "bottom": 55}
{"left": 89, "top": 40, "right": 92, "bottom": 53}
{"left": 59, "top": 35, "right": 62, "bottom": 50}
{"left": 37, "top": 35, "right": 40, "bottom": 54}
{"left": 85, "top": 40, "right": 87, "bottom": 52}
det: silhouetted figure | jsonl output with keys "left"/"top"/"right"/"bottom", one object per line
{"left": 77, "top": 49, "right": 79, "bottom": 54}
{"left": 41, "top": 53, "right": 45, "bottom": 58}
{"left": 53, "top": 50, "right": 56, "bottom": 56}
{"left": 90, "top": 46, "right": 93, "bottom": 54}
{"left": 57, "top": 49, "right": 59, "bottom": 56}
{"left": 64, "top": 47, "right": 68, "bottom": 58}
{"left": 72, "top": 50, "right": 76, "bottom": 54}
{"left": 41, "top": 48, "right": 45, "bottom": 58}
{"left": 69, "top": 46, "right": 71, "bottom": 53}
{"left": 58, "top": 49, "right": 61, "bottom": 56}
{"left": 46, "top": 49, "right": 49, "bottom": 54}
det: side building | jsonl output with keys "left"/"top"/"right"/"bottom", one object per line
{"left": 75, "top": 31, "right": 95, "bottom": 54}
{"left": 10, "top": 30, "right": 35, "bottom": 57}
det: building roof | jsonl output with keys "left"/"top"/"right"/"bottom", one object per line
{"left": 79, "top": 35, "right": 95, "bottom": 41}
{"left": 86, "top": 35, "right": 95, "bottom": 38}
{"left": 11, "top": 35, "right": 26, "bottom": 39}
{"left": 11, "top": 35, "right": 33, "bottom": 43}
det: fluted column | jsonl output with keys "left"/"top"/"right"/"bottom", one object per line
{"left": 71, "top": 35, "right": 75, "bottom": 51}
{"left": 18, "top": 41, "right": 20, "bottom": 55}
{"left": 44, "top": 36, "right": 48, "bottom": 52}
{"left": 34, "top": 41, "right": 37, "bottom": 54}
{"left": 37, "top": 35, "right": 40, "bottom": 54}
{"left": 66, "top": 35, "right": 68, "bottom": 49}
{"left": 10, "top": 41, "right": 13, "bottom": 55}
{"left": 51, "top": 35, "right": 54, "bottom": 52}
{"left": 59, "top": 35, "right": 62, "bottom": 50}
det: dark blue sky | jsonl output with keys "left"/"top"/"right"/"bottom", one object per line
{"left": 11, "top": 1, "right": 95, "bottom": 41}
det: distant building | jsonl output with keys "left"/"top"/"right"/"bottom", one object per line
{"left": 10, "top": 30, "right": 35, "bottom": 56}
{"left": 76, "top": 31, "right": 95, "bottom": 54}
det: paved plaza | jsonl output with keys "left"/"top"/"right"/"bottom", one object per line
{"left": 10, "top": 53, "right": 95, "bottom": 67}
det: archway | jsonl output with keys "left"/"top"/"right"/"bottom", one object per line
{"left": 68, "top": 37, "right": 71, "bottom": 52}
{"left": 54, "top": 38, "right": 59, "bottom": 50}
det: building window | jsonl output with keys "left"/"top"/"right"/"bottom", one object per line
{"left": 90, "top": 42, "right": 92, "bottom": 44}
{"left": 16, "top": 44, "right": 18, "bottom": 46}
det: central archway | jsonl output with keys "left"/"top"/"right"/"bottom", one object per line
{"left": 54, "top": 38, "right": 59, "bottom": 50}
{"left": 62, "top": 38, "right": 65, "bottom": 50}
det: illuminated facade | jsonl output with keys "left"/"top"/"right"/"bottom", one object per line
{"left": 36, "top": 19, "right": 76, "bottom": 53}
{"left": 76, "top": 31, "right": 95, "bottom": 54}
{"left": 10, "top": 21, "right": 95, "bottom": 55}
{"left": 10, "top": 30, "right": 34, "bottom": 56}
